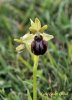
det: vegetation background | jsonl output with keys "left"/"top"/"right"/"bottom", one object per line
{"left": 0, "top": 0, "right": 72, "bottom": 100}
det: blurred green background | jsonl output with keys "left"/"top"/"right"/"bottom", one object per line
{"left": 0, "top": 0, "right": 72, "bottom": 100}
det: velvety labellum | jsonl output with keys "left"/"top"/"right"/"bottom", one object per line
{"left": 31, "top": 35, "right": 47, "bottom": 55}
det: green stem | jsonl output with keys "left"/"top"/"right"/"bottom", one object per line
{"left": 33, "top": 55, "right": 39, "bottom": 100}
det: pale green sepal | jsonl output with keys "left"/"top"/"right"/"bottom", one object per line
{"left": 20, "top": 33, "right": 35, "bottom": 45}
{"left": 39, "top": 25, "right": 48, "bottom": 32}
{"left": 16, "top": 44, "right": 24, "bottom": 52}
{"left": 41, "top": 33, "right": 54, "bottom": 41}
{"left": 30, "top": 19, "right": 34, "bottom": 25}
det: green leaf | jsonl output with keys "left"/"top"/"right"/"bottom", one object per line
{"left": 8, "top": 92, "right": 20, "bottom": 100}
{"left": 27, "top": 90, "right": 32, "bottom": 100}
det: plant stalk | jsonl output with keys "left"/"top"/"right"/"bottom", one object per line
{"left": 33, "top": 55, "right": 39, "bottom": 100}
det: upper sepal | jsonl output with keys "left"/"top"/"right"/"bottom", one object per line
{"left": 29, "top": 18, "right": 48, "bottom": 33}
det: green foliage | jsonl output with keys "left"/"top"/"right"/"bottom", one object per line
{"left": 0, "top": 0, "right": 72, "bottom": 100}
